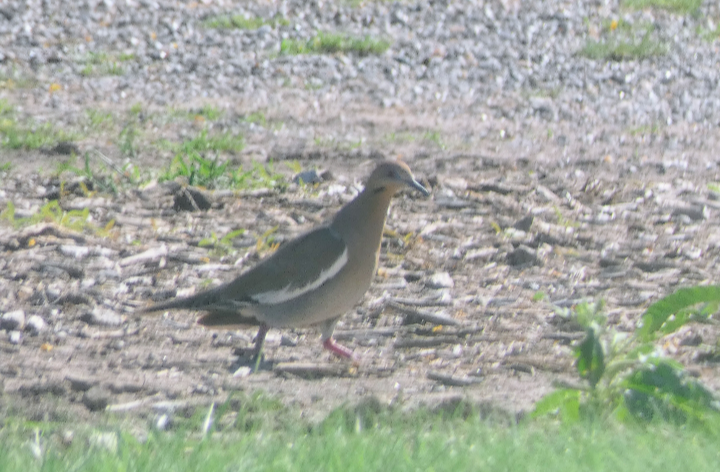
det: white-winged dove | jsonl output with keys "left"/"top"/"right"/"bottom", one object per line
{"left": 140, "top": 160, "right": 429, "bottom": 367}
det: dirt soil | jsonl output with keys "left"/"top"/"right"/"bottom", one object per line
{"left": 2, "top": 103, "right": 720, "bottom": 424}
{"left": 2, "top": 2, "right": 720, "bottom": 426}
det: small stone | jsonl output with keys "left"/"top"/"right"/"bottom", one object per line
{"left": 390, "top": 9, "right": 409, "bottom": 25}
{"left": 233, "top": 366, "right": 252, "bottom": 377}
{"left": 293, "top": 169, "right": 323, "bottom": 185}
{"left": 83, "top": 385, "right": 111, "bottom": 411}
{"left": 173, "top": 186, "right": 212, "bottom": 212}
{"left": 80, "top": 308, "right": 125, "bottom": 327}
{"left": 89, "top": 431, "right": 118, "bottom": 452}
{"left": 513, "top": 215, "right": 534, "bottom": 232}
{"left": 1, "top": 310, "right": 25, "bottom": 331}
{"left": 507, "top": 245, "right": 541, "bottom": 267}
{"left": 426, "top": 272, "right": 454, "bottom": 289}
{"left": 61, "top": 430, "right": 75, "bottom": 446}
{"left": 66, "top": 375, "right": 98, "bottom": 392}
{"left": 680, "top": 333, "right": 702, "bottom": 347}
{"left": 9, "top": 330, "right": 21, "bottom": 344}
{"left": 155, "top": 414, "right": 171, "bottom": 430}
{"left": 25, "top": 315, "right": 46, "bottom": 334}
{"left": 280, "top": 334, "right": 298, "bottom": 347}
{"left": 672, "top": 206, "right": 708, "bottom": 222}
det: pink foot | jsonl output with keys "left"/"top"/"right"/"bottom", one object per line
{"left": 323, "top": 338, "right": 358, "bottom": 364}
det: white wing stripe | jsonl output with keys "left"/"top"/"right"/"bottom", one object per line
{"left": 251, "top": 248, "right": 348, "bottom": 305}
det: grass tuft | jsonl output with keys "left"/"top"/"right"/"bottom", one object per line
{"left": 581, "top": 20, "right": 667, "bottom": 61}
{"left": 203, "top": 14, "right": 289, "bottom": 30}
{"left": 281, "top": 32, "right": 390, "bottom": 56}
{"left": 623, "top": 0, "right": 702, "bottom": 14}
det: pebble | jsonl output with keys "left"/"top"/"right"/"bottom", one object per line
{"left": 155, "top": 414, "right": 171, "bottom": 431}
{"left": 0, "top": 1, "right": 717, "bottom": 130}
{"left": 25, "top": 315, "right": 46, "bottom": 334}
{"left": 8, "top": 330, "right": 22, "bottom": 344}
{"left": 293, "top": 169, "right": 323, "bottom": 185}
{"left": 80, "top": 308, "right": 125, "bottom": 327}
{"left": 426, "top": 272, "right": 454, "bottom": 289}
{"left": 507, "top": 245, "right": 542, "bottom": 267}
{"left": 1, "top": 310, "right": 25, "bottom": 331}
{"left": 83, "top": 386, "right": 112, "bottom": 411}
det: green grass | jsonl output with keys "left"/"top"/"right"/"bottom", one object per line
{"left": 581, "top": 20, "right": 667, "bottom": 61}
{"left": 0, "top": 405, "right": 719, "bottom": 472}
{"left": 171, "top": 105, "right": 224, "bottom": 122}
{"left": 0, "top": 99, "right": 80, "bottom": 150}
{"left": 203, "top": 14, "right": 289, "bottom": 30}
{"left": 176, "top": 130, "right": 245, "bottom": 155}
{"left": 280, "top": 32, "right": 390, "bottom": 56}
{"left": 623, "top": 0, "right": 702, "bottom": 13}
{"left": 79, "top": 51, "right": 126, "bottom": 77}
{"left": 0, "top": 111, "right": 78, "bottom": 150}
{"left": 0, "top": 68, "right": 39, "bottom": 89}
{"left": 85, "top": 109, "right": 115, "bottom": 131}
{"left": 243, "top": 111, "right": 267, "bottom": 126}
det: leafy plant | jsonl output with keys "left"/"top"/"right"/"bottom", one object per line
{"left": 161, "top": 151, "right": 230, "bottom": 189}
{"left": 199, "top": 228, "right": 246, "bottom": 257}
{"left": 533, "top": 288, "right": 720, "bottom": 426}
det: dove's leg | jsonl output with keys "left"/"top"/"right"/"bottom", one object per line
{"left": 252, "top": 324, "right": 269, "bottom": 372}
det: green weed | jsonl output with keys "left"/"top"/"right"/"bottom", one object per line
{"left": 161, "top": 151, "right": 231, "bottom": 188}
{"left": 199, "top": 228, "right": 247, "bottom": 257}
{"left": 423, "top": 131, "right": 446, "bottom": 150}
{"left": 178, "top": 129, "right": 245, "bottom": 155}
{"left": 55, "top": 153, "right": 127, "bottom": 194}
{"left": 119, "top": 124, "right": 139, "bottom": 157}
{"left": 0, "top": 120, "right": 77, "bottom": 150}
{"left": 623, "top": 0, "right": 702, "bottom": 13}
{"left": 255, "top": 226, "right": 279, "bottom": 254}
{"left": 1, "top": 200, "right": 115, "bottom": 237}
{"left": 172, "top": 106, "right": 224, "bottom": 122}
{"left": 86, "top": 109, "right": 115, "bottom": 130}
{"left": 533, "top": 287, "right": 720, "bottom": 427}
{"left": 581, "top": 20, "right": 668, "bottom": 61}
{"left": 243, "top": 111, "right": 267, "bottom": 126}
{"left": 280, "top": 32, "right": 390, "bottom": 56}
{"left": 231, "top": 161, "right": 285, "bottom": 190}
{"left": 203, "top": 14, "right": 289, "bottom": 30}
{"left": 79, "top": 51, "right": 126, "bottom": 77}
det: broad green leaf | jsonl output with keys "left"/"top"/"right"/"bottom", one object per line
{"left": 220, "top": 228, "right": 246, "bottom": 244}
{"left": 575, "top": 328, "right": 605, "bottom": 388}
{"left": 637, "top": 286, "right": 720, "bottom": 341}
{"left": 530, "top": 389, "right": 581, "bottom": 422}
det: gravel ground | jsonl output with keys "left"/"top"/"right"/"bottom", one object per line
{"left": 1, "top": 0, "right": 720, "bottom": 424}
